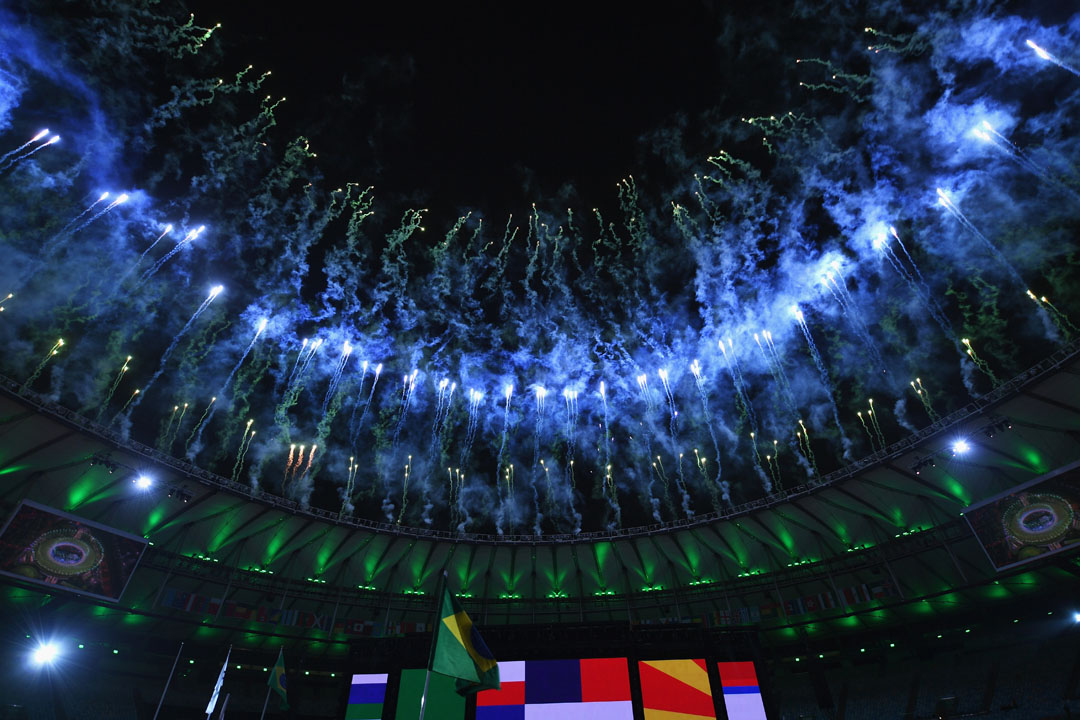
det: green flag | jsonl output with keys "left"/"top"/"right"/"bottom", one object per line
{"left": 430, "top": 584, "right": 500, "bottom": 695}
{"left": 267, "top": 648, "right": 288, "bottom": 709}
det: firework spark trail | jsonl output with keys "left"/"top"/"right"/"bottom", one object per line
{"left": 494, "top": 384, "right": 513, "bottom": 534}
{"left": 690, "top": 359, "right": 727, "bottom": 501}
{"left": 161, "top": 402, "right": 189, "bottom": 450}
{"left": 878, "top": 227, "right": 956, "bottom": 342}
{"left": 961, "top": 337, "right": 1000, "bottom": 385}
{"left": 321, "top": 341, "right": 353, "bottom": 415}
{"left": 760, "top": 330, "right": 800, "bottom": 418}
{"left": 21, "top": 338, "right": 63, "bottom": 391}
{"left": 157, "top": 405, "right": 180, "bottom": 448}
{"left": 937, "top": 188, "right": 1025, "bottom": 287}
{"left": 297, "top": 443, "right": 317, "bottom": 488}
{"left": 651, "top": 455, "right": 675, "bottom": 520}
{"left": 71, "top": 193, "right": 129, "bottom": 236}
{"left": 0, "top": 133, "right": 59, "bottom": 173}
{"left": 354, "top": 362, "right": 382, "bottom": 437}
{"left": 51, "top": 192, "right": 109, "bottom": 242}
{"left": 122, "top": 224, "right": 173, "bottom": 281}
{"left": 748, "top": 432, "right": 772, "bottom": 492}
{"left": 792, "top": 308, "right": 852, "bottom": 458}
{"left": 909, "top": 378, "right": 940, "bottom": 421}
{"left": 856, "top": 410, "right": 875, "bottom": 448}
{"left": 867, "top": 399, "right": 886, "bottom": 447}
{"left": 288, "top": 338, "right": 310, "bottom": 386}
{"left": 138, "top": 226, "right": 205, "bottom": 283}
{"left": 598, "top": 382, "right": 611, "bottom": 484}
{"left": 796, "top": 418, "right": 820, "bottom": 477}
{"left": 396, "top": 455, "right": 411, "bottom": 524}
{"left": 184, "top": 396, "right": 216, "bottom": 454}
{"left": 1027, "top": 290, "right": 1079, "bottom": 339}
{"left": 719, "top": 338, "right": 759, "bottom": 430}
{"left": 460, "top": 387, "right": 482, "bottom": 466}
{"left": 974, "top": 122, "right": 1055, "bottom": 183}
{"left": 635, "top": 373, "right": 656, "bottom": 412}
{"left": 95, "top": 355, "right": 132, "bottom": 421}
{"left": 346, "top": 360, "right": 370, "bottom": 443}
{"left": 431, "top": 378, "right": 451, "bottom": 448}
{"left": 391, "top": 369, "right": 419, "bottom": 447}
{"left": 282, "top": 444, "right": 296, "bottom": 490}
{"left": 111, "top": 388, "right": 140, "bottom": 424}
{"left": 189, "top": 317, "right": 269, "bottom": 454}
{"left": 0, "top": 292, "right": 11, "bottom": 314}
{"left": 341, "top": 456, "right": 358, "bottom": 515}
{"left": 129, "top": 285, "right": 223, "bottom": 411}
{"left": 657, "top": 368, "right": 678, "bottom": 437}
{"left": 1027, "top": 38, "right": 1080, "bottom": 78}
{"left": 530, "top": 386, "right": 547, "bottom": 532}
{"left": 826, "top": 271, "right": 888, "bottom": 373}
{"left": 655, "top": 369, "right": 691, "bottom": 518}
{"left": 0, "top": 129, "right": 49, "bottom": 165}
{"left": 230, "top": 419, "right": 254, "bottom": 482}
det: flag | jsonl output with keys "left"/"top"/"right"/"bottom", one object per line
{"left": 268, "top": 649, "right": 289, "bottom": 709}
{"left": 431, "top": 584, "right": 500, "bottom": 695}
{"left": 205, "top": 647, "right": 231, "bottom": 716}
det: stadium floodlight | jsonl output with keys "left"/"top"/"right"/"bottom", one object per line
{"left": 1073, "top": 611, "right": 1080, "bottom": 623}
{"left": 951, "top": 439, "right": 971, "bottom": 455}
{"left": 31, "top": 642, "right": 59, "bottom": 665}
{"left": 134, "top": 475, "right": 153, "bottom": 490}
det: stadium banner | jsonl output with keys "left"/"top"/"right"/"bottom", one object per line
{"left": 963, "top": 458, "right": 1080, "bottom": 571}
{"left": 395, "top": 668, "right": 465, "bottom": 720}
{"left": 0, "top": 499, "right": 147, "bottom": 602}
{"left": 703, "top": 582, "right": 894, "bottom": 627}
{"left": 716, "top": 662, "right": 767, "bottom": 720}
{"left": 159, "top": 586, "right": 427, "bottom": 637}
{"left": 346, "top": 673, "right": 387, "bottom": 720}
{"left": 639, "top": 658, "right": 716, "bottom": 720}
{"left": 476, "top": 658, "right": 632, "bottom": 720}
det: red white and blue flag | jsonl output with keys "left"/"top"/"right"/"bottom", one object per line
{"left": 477, "top": 658, "right": 633, "bottom": 720}
{"left": 717, "top": 661, "right": 767, "bottom": 720}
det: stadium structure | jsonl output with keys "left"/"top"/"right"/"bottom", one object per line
{"left": 1, "top": 343, "right": 1079, "bottom": 718}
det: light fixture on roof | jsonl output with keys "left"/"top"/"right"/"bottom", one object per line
{"left": 133, "top": 475, "right": 152, "bottom": 490}
{"left": 951, "top": 439, "right": 971, "bottom": 455}
{"left": 31, "top": 642, "right": 59, "bottom": 666}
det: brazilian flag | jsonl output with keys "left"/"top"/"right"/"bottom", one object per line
{"left": 268, "top": 649, "right": 288, "bottom": 709}
{"left": 431, "top": 585, "right": 500, "bottom": 695}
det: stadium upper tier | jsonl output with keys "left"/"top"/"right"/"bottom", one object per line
{"left": 1, "top": 341, "right": 1079, "bottom": 633}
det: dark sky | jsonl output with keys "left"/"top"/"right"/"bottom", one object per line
{"left": 191, "top": 2, "right": 739, "bottom": 220}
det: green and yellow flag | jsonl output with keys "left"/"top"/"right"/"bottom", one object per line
{"left": 268, "top": 648, "right": 288, "bottom": 709}
{"left": 430, "top": 584, "right": 500, "bottom": 695}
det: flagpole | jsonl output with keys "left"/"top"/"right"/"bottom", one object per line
{"left": 418, "top": 570, "right": 449, "bottom": 720}
{"left": 258, "top": 685, "right": 272, "bottom": 720}
{"left": 152, "top": 641, "right": 184, "bottom": 720}
{"left": 257, "top": 651, "right": 278, "bottom": 720}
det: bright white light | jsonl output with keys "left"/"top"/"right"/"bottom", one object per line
{"left": 115, "top": 193, "right": 129, "bottom": 204}
{"left": 1026, "top": 39, "right": 1051, "bottom": 61}
{"left": 31, "top": 642, "right": 59, "bottom": 665}
{"left": 209, "top": 285, "right": 224, "bottom": 298}
{"left": 134, "top": 475, "right": 153, "bottom": 490}
{"left": 952, "top": 439, "right": 971, "bottom": 455}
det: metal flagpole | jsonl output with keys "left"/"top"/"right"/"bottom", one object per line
{"left": 259, "top": 650, "right": 279, "bottom": 720}
{"left": 258, "top": 685, "right": 272, "bottom": 720}
{"left": 152, "top": 641, "right": 184, "bottom": 720}
{"left": 418, "top": 570, "right": 448, "bottom": 720}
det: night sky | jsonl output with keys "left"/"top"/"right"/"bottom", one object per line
{"left": 1, "top": 0, "right": 1079, "bottom": 534}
